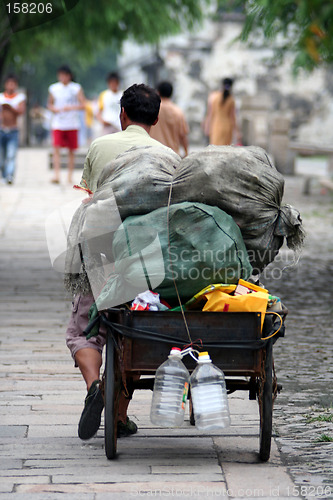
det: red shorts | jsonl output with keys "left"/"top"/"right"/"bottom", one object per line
{"left": 52, "top": 129, "right": 78, "bottom": 150}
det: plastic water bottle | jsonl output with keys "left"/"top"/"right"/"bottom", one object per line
{"left": 150, "top": 347, "right": 190, "bottom": 427}
{"left": 190, "top": 351, "right": 230, "bottom": 430}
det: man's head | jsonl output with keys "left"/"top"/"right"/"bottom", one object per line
{"left": 4, "top": 74, "right": 19, "bottom": 94}
{"left": 120, "top": 83, "right": 160, "bottom": 129}
{"left": 156, "top": 81, "right": 173, "bottom": 99}
{"left": 107, "top": 72, "right": 120, "bottom": 93}
{"left": 57, "top": 65, "right": 73, "bottom": 85}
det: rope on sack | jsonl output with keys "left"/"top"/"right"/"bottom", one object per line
{"left": 166, "top": 182, "right": 193, "bottom": 345}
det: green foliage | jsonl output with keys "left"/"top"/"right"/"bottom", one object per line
{"left": 306, "top": 414, "right": 333, "bottom": 423}
{"left": 216, "top": 0, "right": 333, "bottom": 72}
{"left": 0, "top": 0, "right": 207, "bottom": 79}
{"left": 315, "top": 434, "right": 333, "bottom": 442}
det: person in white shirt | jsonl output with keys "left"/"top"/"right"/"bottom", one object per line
{"left": 0, "top": 74, "right": 26, "bottom": 184}
{"left": 97, "top": 72, "right": 122, "bottom": 135}
{"left": 48, "top": 65, "right": 86, "bottom": 184}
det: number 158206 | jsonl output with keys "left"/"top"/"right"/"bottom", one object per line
{"left": 6, "top": 3, "right": 53, "bottom": 14}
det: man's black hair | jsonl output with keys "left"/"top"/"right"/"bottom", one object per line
{"left": 107, "top": 72, "right": 120, "bottom": 82}
{"left": 120, "top": 83, "right": 161, "bottom": 126}
{"left": 221, "top": 77, "right": 234, "bottom": 103}
{"left": 157, "top": 81, "right": 173, "bottom": 98}
{"left": 57, "top": 65, "right": 73, "bottom": 79}
{"left": 4, "top": 73, "right": 19, "bottom": 84}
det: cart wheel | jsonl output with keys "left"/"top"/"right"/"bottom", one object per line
{"left": 258, "top": 340, "right": 273, "bottom": 462}
{"left": 104, "top": 335, "right": 119, "bottom": 459}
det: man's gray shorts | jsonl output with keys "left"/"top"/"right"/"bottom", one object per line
{"left": 66, "top": 293, "right": 106, "bottom": 364}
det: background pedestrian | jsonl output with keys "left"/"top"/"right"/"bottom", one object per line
{"left": 97, "top": 72, "right": 122, "bottom": 136}
{"left": 0, "top": 74, "right": 26, "bottom": 184}
{"left": 48, "top": 65, "right": 86, "bottom": 184}
{"left": 203, "top": 77, "right": 241, "bottom": 146}
{"left": 150, "top": 81, "right": 189, "bottom": 156}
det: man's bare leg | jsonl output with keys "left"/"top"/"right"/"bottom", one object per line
{"left": 76, "top": 347, "right": 104, "bottom": 440}
{"left": 75, "top": 347, "right": 102, "bottom": 390}
{"left": 68, "top": 149, "right": 75, "bottom": 184}
{"left": 75, "top": 347, "right": 130, "bottom": 416}
{"left": 52, "top": 147, "right": 61, "bottom": 182}
{"left": 75, "top": 347, "right": 132, "bottom": 422}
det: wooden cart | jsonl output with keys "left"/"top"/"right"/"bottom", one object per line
{"left": 98, "top": 308, "right": 286, "bottom": 461}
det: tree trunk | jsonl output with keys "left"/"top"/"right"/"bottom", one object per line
{"left": 0, "top": 40, "right": 10, "bottom": 82}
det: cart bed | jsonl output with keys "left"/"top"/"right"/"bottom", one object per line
{"left": 106, "top": 309, "right": 266, "bottom": 375}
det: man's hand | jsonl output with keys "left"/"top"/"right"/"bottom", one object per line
{"left": 2, "top": 103, "right": 14, "bottom": 112}
{"left": 82, "top": 195, "right": 93, "bottom": 204}
{"left": 2, "top": 101, "right": 25, "bottom": 116}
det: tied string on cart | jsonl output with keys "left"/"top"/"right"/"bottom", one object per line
{"left": 166, "top": 181, "right": 198, "bottom": 351}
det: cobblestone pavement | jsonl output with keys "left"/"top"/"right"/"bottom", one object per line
{"left": 0, "top": 148, "right": 332, "bottom": 499}
{"left": 262, "top": 177, "right": 333, "bottom": 496}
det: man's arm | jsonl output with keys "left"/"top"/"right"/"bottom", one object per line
{"left": 77, "top": 88, "right": 86, "bottom": 111}
{"left": 80, "top": 146, "right": 93, "bottom": 190}
{"left": 180, "top": 134, "right": 188, "bottom": 157}
{"left": 180, "top": 113, "right": 189, "bottom": 157}
{"left": 47, "top": 92, "right": 59, "bottom": 113}
{"left": 17, "top": 99, "right": 26, "bottom": 116}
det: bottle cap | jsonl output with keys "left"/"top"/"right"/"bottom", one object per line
{"left": 198, "top": 351, "right": 212, "bottom": 363}
{"left": 169, "top": 347, "right": 182, "bottom": 356}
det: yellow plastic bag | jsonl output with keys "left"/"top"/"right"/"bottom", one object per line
{"left": 185, "top": 283, "right": 237, "bottom": 310}
{"left": 236, "top": 278, "right": 268, "bottom": 294}
{"left": 202, "top": 289, "right": 269, "bottom": 330}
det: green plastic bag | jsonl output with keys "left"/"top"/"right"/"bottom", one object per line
{"left": 92, "top": 202, "right": 252, "bottom": 315}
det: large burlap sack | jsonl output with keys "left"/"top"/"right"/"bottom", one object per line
{"left": 64, "top": 144, "right": 304, "bottom": 297}
{"left": 96, "top": 145, "right": 180, "bottom": 219}
{"left": 93, "top": 202, "right": 253, "bottom": 311}
{"left": 170, "top": 145, "right": 304, "bottom": 272}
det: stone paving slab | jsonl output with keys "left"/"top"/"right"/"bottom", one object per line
{"left": 213, "top": 437, "right": 282, "bottom": 466}
{"left": 222, "top": 463, "right": 296, "bottom": 498}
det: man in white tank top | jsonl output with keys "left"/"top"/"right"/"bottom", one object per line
{"left": 48, "top": 65, "right": 86, "bottom": 184}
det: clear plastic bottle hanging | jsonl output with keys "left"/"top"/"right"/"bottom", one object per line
{"left": 150, "top": 347, "right": 190, "bottom": 427}
{"left": 190, "top": 351, "right": 231, "bottom": 430}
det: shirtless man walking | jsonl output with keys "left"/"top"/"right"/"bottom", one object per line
{"left": 0, "top": 74, "right": 26, "bottom": 185}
